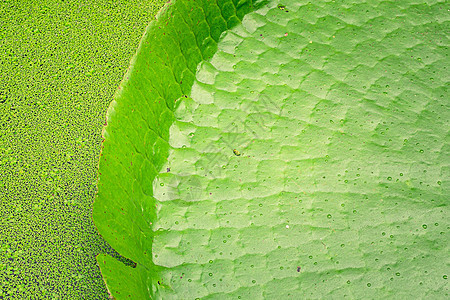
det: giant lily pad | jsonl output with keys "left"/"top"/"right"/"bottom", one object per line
{"left": 94, "top": 0, "right": 449, "bottom": 298}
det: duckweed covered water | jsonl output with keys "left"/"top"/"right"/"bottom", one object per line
{"left": 0, "top": 0, "right": 165, "bottom": 298}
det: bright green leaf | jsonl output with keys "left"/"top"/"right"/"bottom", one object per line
{"left": 94, "top": 0, "right": 449, "bottom": 298}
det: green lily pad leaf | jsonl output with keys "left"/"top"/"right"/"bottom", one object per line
{"left": 94, "top": 0, "right": 449, "bottom": 299}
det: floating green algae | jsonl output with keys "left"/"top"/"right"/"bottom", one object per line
{"left": 0, "top": 0, "right": 166, "bottom": 298}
